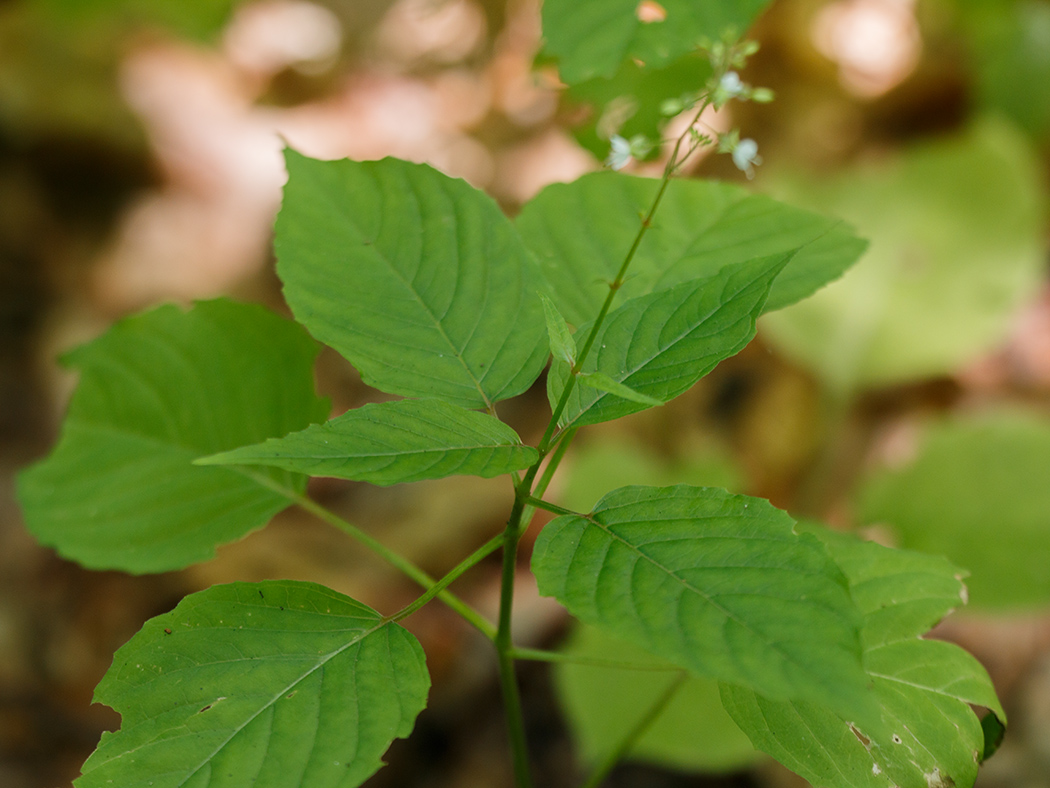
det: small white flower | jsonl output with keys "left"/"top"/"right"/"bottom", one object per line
{"left": 606, "top": 135, "right": 632, "bottom": 170}
{"left": 731, "top": 138, "right": 762, "bottom": 179}
{"left": 719, "top": 71, "right": 746, "bottom": 98}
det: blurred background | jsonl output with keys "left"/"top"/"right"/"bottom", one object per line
{"left": 1, "top": 0, "right": 1049, "bottom": 785}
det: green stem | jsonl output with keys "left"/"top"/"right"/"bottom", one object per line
{"left": 387, "top": 533, "right": 504, "bottom": 627}
{"left": 517, "top": 427, "right": 578, "bottom": 536}
{"left": 524, "top": 496, "right": 577, "bottom": 517}
{"left": 578, "top": 672, "right": 689, "bottom": 788}
{"left": 242, "top": 469, "right": 498, "bottom": 640}
{"left": 494, "top": 94, "right": 715, "bottom": 788}
{"left": 497, "top": 466, "right": 541, "bottom": 788}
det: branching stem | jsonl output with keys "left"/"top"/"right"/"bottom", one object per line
{"left": 241, "top": 470, "right": 498, "bottom": 640}
{"left": 494, "top": 92, "right": 717, "bottom": 788}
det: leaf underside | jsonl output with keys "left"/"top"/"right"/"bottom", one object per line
{"left": 17, "top": 299, "right": 328, "bottom": 574}
{"left": 532, "top": 485, "right": 875, "bottom": 725}
{"left": 199, "top": 398, "right": 539, "bottom": 486}
{"left": 276, "top": 151, "right": 548, "bottom": 410}
{"left": 78, "top": 581, "right": 430, "bottom": 788}
{"left": 720, "top": 529, "right": 1004, "bottom": 788}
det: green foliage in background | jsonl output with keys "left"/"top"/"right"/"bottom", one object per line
{"left": 18, "top": 300, "right": 328, "bottom": 573}
{"left": 556, "top": 625, "right": 759, "bottom": 773}
{"left": 13, "top": 2, "right": 1019, "bottom": 787}
{"left": 760, "top": 119, "right": 1046, "bottom": 393}
{"left": 858, "top": 409, "right": 1050, "bottom": 609}
{"left": 956, "top": 0, "right": 1050, "bottom": 139}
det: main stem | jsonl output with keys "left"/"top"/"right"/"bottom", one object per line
{"left": 493, "top": 98, "right": 713, "bottom": 788}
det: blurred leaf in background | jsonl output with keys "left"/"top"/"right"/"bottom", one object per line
{"left": 858, "top": 409, "right": 1050, "bottom": 609}
{"left": 541, "top": 0, "right": 771, "bottom": 160}
{"left": 954, "top": 0, "right": 1050, "bottom": 141}
{"left": 760, "top": 118, "right": 1048, "bottom": 394}
{"left": 556, "top": 624, "right": 760, "bottom": 774}
{"left": 557, "top": 433, "right": 742, "bottom": 514}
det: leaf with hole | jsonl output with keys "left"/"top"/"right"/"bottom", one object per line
{"left": 198, "top": 398, "right": 538, "bottom": 486}
{"left": 276, "top": 151, "right": 548, "bottom": 410}
{"left": 547, "top": 252, "right": 789, "bottom": 428}
{"left": 532, "top": 485, "right": 876, "bottom": 724}
{"left": 720, "top": 529, "right": 1004, "bottom": 788}
{"left": 17, "top": 299, "right": 329, "bottom": 574}
{"left": 76, "top": 580, "right": 430, "bottom": 788}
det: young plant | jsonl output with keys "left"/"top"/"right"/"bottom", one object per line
{"left": 17, "top": 10, "right": 1005, "bottom": 788}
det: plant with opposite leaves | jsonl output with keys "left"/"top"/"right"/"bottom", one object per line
{"left": 17, "top": 4, "right": 1005, "bottom": 787}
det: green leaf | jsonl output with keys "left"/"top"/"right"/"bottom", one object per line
{"left": 77, "top": 580, "right": 430, "bottom": 788}
{"left": 554, "top": 623, "right": 760, "bottom": 772}
{"left": 276, "top": 150, "right": 548, "bottom": 410}
{"left": 30, "top": 0, "right": 238, "bottom": 41}
{"left": 720, "top": 529, "right": 1004, "bottom": 788}
{"left": 532, "top": 485, "right": 876, "bottom": 724}
{"left": 577, "top": 372, "right": 664, "bottom": 407}
{"left": 958, "top": 0, "right": 1050, "bottom": 139}
{"left": 760, "top": 118, "right": 1047, "bottom": 392}
{"left": 564, "top": 54, "right": 713, "bottom": 162}
{"left": 857, "top": 408, "right": 1050, "bottom": 608}
{"left": 547, "top": 252, "right": 789, "bottom": 429}
{"left": 539, "top": 292, "right": 577, "bottom": 366}
{"left": 198, "top": 398, "right": 538, "bottom": 486}
{"left": 517, "top": 171, "right": 867, "bottom": 327}
{"left": 17, "top": 300, "right": 329, "bottom": 574}
{"left": 541, "top": 0, "right": 770, "bottom": 84}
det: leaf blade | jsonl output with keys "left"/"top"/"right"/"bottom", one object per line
{"left": 541, "top": 0, "right": 770, "bottom": 84}
{"left": 720, "top": 530, "right": 1004, "bottom": 788}
{"left": 76, "top": 581, "right": 430, "bottom": 788}
{"left": 17, "top": 300, "right": 329, "bottom": 574}
{"left": 199, "top": 398, "right": 539, "bottom": 486}
{"left": 276, "top": 151, "right": 548, "bottom": 409}
{"left": 532, "top": 485, "right": 874, "bottom": 723}
{"left": 517, "top": 171, "right": 866, "bottom": 327}
{"left": 577, "top": 372, "right": 664, "bottom": 407}
{"left": 539, "top": 292, "right": 577, "bottom": 366}
{"left": 547, "top": 252, "right": 790, "bottom": 428}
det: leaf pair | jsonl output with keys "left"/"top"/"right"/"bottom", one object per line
{"left": 537, "top": 488, "right": 1004, "bottom": 786}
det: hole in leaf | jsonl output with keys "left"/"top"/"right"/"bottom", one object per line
{"left": 892, "top": 733, "right": 903, "bottom": 744}
{"left": 850, "top": 725, "right": 871, "bottom": 748}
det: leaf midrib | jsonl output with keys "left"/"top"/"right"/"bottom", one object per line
{"left": 563, "top": 265, "right": 768, "bottom": 427}
{"left": 357, "top": 176, "right": 494, "bottom": 409}
{"left": 123, "top": 616, "right": 392, "bottom": 787}
{"left": 576, "top": 509, "right": 859, "bottom": 700}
